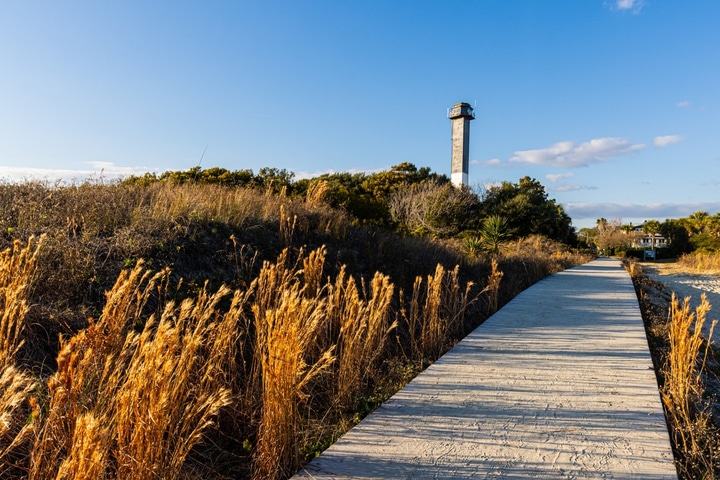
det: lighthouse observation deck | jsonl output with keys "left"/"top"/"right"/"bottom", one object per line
{"left": 448, "top": 102, "right": 475, "bottom": 119}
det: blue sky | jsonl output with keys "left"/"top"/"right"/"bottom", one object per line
{"left": 1, "top": 1, "right": 719, "bottom": 229}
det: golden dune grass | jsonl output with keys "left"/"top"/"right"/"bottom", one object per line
{"left": 401, "top": 263, "right": 477, "bottom": 364}
{"left": 0, "top": 237, "right": 44, "bottom": 478}
{"left": 331, "top": 268, "right": 396, "bottom": 408}
{"left": 0, "top": 182, "right": 594, "bottom": 479}
{"left": 28, "top": 263, "right": 247, "bottom": 479}
{"left": 678, "top": 250, "right": 720, "bottom": 274}
{"left": 252, "top": 249, "right": 335, "bottom": 480}
{"left": 0, "top": 236, "right": 44, "bottom": 367}
{"left": 660, "top": 293, "right": 719, "bottom": 478}
{"left": 0, "top": 228, "right": 564, "bottom": 480}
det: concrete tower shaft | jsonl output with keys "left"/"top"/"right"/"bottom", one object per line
{"left": 448, "top": 102, "right": 475, "bottom": 187}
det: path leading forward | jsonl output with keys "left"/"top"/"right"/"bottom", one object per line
{"left": 294, "top": 258, "right": 677, "bottom": 479}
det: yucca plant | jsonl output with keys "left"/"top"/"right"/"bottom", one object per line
{"left": 479, "top": 215, "right": 512, "bottom": 258}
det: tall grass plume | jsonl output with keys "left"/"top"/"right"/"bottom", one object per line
{"left": 252, "top": 250, "right": 335, "bottom": 480}
{"left": 29, "top": 263, "right": 244, "bottom": 479}
{"left": 661, "top": 294, "right": 719, "bottom": 478}
{"left": 0, "top": 236, "right": 44, "bottom": 477}
{"left": 401, "top": 264, "right": 476, "bottom": 364}
{"left": 330, "top": 268, "right": 396, "bottom": 408}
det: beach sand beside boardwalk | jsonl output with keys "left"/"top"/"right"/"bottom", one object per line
{"left": 642, "top": 261, "right": 720, "bottom": 345}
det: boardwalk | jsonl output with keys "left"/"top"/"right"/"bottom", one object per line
{"left": 294, "top": 258, "right": 677, "bottom": 479}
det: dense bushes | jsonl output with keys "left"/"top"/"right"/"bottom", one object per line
{"left": 0, "top": 174, "right": 590, "bottom": 479}
{"left": 123, "top": 165, "right": 576, "bottom": 244}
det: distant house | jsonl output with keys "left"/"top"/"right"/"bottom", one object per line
{"left": 631, "top": 224, "right": 667, "bottom": 249}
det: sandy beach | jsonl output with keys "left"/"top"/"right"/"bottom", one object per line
{"left": 642, "top": 261, "right": 720, "bottom": 345}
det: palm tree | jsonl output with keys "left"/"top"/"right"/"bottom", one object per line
{"left": 709, "top": 213, "right": 720, "bottom": 238}
{"left": 687, "top": 210, "right": 710, "bottom": 235}
{"left": 643, "top": 219, "right": 661, "bottom": 250}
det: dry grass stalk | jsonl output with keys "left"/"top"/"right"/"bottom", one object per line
{"left": 678, "top": 251, "right": 720, "bottom": 274}
{"left": 662, "top": 293, "right": 718, "bottom": 475}
{"left": 401, "top": 264, "right": 476, "bottom": 364}
{"left": 29, "top": 263, "right": 244, "bottom": 479}
{"left": 279, "top": 204, "right": 297, "bottom": 247}
{"left": 0, "top": 236, "right": 44, "bottom": 477}
{"left": 55, "top": 413, "right": 110, "bottom": 480}
{"left": 252, "top": 248, "right": 297, "bottom": 324}
{"left": 0, "top": 365, "right": 37, "bottom": 478}
{"left": 305, "top": 180, "right": 331, "bottom": 208}
{"left": 111, "top": 286, "right": 240, "bottom": 479}
{"left": 483, "top": 259, "right": 504, "bottom": 315}
{"left": 398, "top": 275, "right": 422, "bottom": 363}
{"left": 0, "top": 236, "right": 44, "bottom": 367}
{"left": 622, "top": 257, "right": 643, "bottom": 278}
{"left": 252, "top": 251, "right": 336, "bottom": 480}
{"left": 420, "top": 264, "right": 445, "bottom": 360}
{"left": 420, "top": 265, "right": 475, "bottom": 361}
{"left": 302, "top": 245, "right": 326, "bottom": 297}
{"left": 442, "top": 265, "right": 476, "bottom": 333}
{"left": 332, "top": 270, "right": 396, "bottom": 407}
{"left": 28, "top": 264, "right": 163, "bottom": 479}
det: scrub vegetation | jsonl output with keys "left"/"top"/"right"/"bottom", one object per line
{"left": 626, "top": 258, "right": 720, "bottom": 479}
{"left": 0, "top": 165, "right": 589, "bottom": 479}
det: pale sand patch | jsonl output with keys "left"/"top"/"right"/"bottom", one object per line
{"left": 642, "top": 261, "right": 720, "bottom": 345}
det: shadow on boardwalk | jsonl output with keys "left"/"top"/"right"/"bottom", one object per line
{"left": 294, "top": 257, "right": 677, "bottom": 479}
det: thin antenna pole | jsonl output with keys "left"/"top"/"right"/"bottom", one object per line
{"left": 198, "top": 144, "right": 208, "bottom": 167}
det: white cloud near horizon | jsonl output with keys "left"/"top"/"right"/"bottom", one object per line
{"left": 472, "top": 158, "right": 502, "bottom": 167}
{"left": 564, "top": 201, "right": 720, "bottom": 222}
{"left": 294, "top": 167, "right": 386, "bottom": 181}
{"left": 509, "top": 137, "right": 645, "bottom": 168}
{"left": 653, "top": 135, "right": 683, "bottom": 147}
{"left": 0, "top": 162, "right": 158, "bottom": 183}
{"left": 546, "top": 172, "right": 574, "bottom": 182}
{"left": 480, "top": 181, "right": 503, "bottom": 191}
{"left": 553, "top": 184, "right": 598, "bottom": 192}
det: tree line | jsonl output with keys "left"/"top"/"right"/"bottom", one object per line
{"left": 123, "top": 163, "right": 577, "bottom": 246}
{"left": 580, "top": 212, "right": 720, "bottom": 257}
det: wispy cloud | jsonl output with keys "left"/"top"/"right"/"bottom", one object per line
{"left": 0, "top": 162, "right": 157, "bottom": 182}
{"left": 654, "top": 135, "right": 683, "bottom": 147}
{"left": 565, "top": 201, "right": 720, "bottom": 223}
{"left": 471, "top": 158, "right": 502, "bottom": 167}
{"left": 677, "top": 100, "right": 691, "bottom": 108}
{"left": 509, "top": 137, "right": 645, "bottom": 168}
{"left": 612, "top": 0, "right": 644, "bottom": 13}
{"left": 295, "top": 167, "right": 385, "bottom": 180}
{"left": 480, "top": 181, "right": 503, "bottom": 191}
{"left": 545, "top": 172, "right": 574, "bottom": 182}
{"left": 553, "top": 184, "right": 598, "bottom": 192}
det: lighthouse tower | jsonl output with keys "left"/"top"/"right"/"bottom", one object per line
{"left": 448, "top": 102, "right": 475, "bottom": 187}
